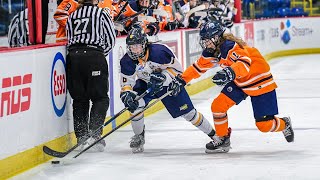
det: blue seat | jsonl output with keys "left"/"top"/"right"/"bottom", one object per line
{"left": 268, "top": 0, "right": 280, "bottom": 17}
{"left": 291, "top": 7, "right": 308, "bottom": 17}
{"left": 282, "top": 0, "right": 291, "bottom": 8}
{"left": 276, "top": 7, "right": 291, "bottom": 17}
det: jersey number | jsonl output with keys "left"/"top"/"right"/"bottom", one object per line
{"left": 73, "top": 18, "right": 91, "bottom": 35}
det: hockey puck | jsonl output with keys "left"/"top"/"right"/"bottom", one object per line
{"left": 51, "top": 160, "right": 60, "bottom": 164}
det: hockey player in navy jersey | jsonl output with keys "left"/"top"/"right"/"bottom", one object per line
{"left": 120, "top": 26, "right": 216, "bottom": 153}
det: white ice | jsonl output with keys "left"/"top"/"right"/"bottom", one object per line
{"left": 12, "top": 54, "right": 320, "bottom": 180}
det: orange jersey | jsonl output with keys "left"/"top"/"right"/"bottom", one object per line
{"left": 99, "top": 0, "right": 118, "bottom": 19}
{"left": 154, "top": 0, "right": 174, "bottom": 30}
{"left": 54, "top": 0, "right": 78, "bottom": 42}
{"left": 182, "top": 40, "right": 277, "bottom": 96}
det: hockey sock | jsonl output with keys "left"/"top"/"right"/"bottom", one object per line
{"left": 130, "top": 108, "right": 145, "bottom": 135}
{"left": 182, "top": 109, "right": 214, "bottom": 135}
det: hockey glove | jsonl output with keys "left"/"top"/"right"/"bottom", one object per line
{"left": 212, "top": 67, "right": 236, "bottom": 86}
{"left": 148, "top": 71, "right": 166, "bottom": 96}
{"left": 165, "top": 21, "right": 178, "bottom": 31}
{"left": 120, "top": 91, "right": 139, "bottom": 113}
{"left": 168, "top": 74, "right": 186, "bottom": 96}
{"left": 146, "top": 22, "right": 160, "bottom": 36}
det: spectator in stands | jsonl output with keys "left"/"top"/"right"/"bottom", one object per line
{"left": 187, "top": 0, "right": 210, "bottom": 28}
{"left": 152, "top": 0, "right": 178, "bottom": 31}
{"left": 115, "top": 0, "right": 160, "bottom": 36}
{"left": 171, "top": 0, "right": 185, "bottom": 27}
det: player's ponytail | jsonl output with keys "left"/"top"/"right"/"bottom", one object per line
{"left": 222, "top": 33, "right": 247, "bottom": 49}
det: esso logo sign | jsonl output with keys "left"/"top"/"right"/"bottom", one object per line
{"left": 51, "top": 52, "right": 66, "bottom": 117}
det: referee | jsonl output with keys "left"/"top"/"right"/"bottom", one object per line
{"left": 66, "top": 0, "right": 116, "bottom": 152}
{"left": 7, "top": 8, "right": 29, "bottom": 47}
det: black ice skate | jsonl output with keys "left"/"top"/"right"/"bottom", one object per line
{"left": 130, "top": 129, "right": 145, "bottom": 153}
{"left": 205, "top": 127, "right": 232, "bottom": 153}
{"left": 282, "top": 117, "right": 294, "bottom": 143}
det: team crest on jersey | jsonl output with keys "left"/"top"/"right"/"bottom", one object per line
{"left": 137, "top": 65, "right": 150, "bottom": 77}
{"left": 227, "top": 86, "right": 233, "bottom": 92}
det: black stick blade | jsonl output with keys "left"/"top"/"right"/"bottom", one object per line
{"left": 43, "top": 146, "right": 69, "bottom": 158}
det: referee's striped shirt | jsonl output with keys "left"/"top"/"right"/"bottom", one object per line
{"left": 66, "top": 3, "right": 116, "bottom": 56}
{"left": 7, "top": 9, "right": 29, "bottom": 47}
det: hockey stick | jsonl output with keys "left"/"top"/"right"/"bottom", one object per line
{"left": 73, "top": 90, "right": 173, "bottom": 158}
{"left": 152, "top": 9, "right": 169, "bottom": 18}
{"left": 137, "top": 16, "right": 157, "bottom": 23}
{"left": 43, "top": 88, "right": 152, "bottom": 158}
{"left": 114, "top": 15, "right": 157, "bottom": 31}
{"left": 115, "top": 9, "right": 146, "bottom": 23}
{"left": 186, "top": 4, "right": 206, "bottom": 17}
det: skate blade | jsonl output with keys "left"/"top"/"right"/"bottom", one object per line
{"left": 132, "top": 146, "right": 144, "bottom": 153}
{"left": 205, "top": 146, "right": 231, "bottom": 154}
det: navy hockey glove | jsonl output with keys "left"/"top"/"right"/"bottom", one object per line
{"left": 165, "top": 21, "right": 178, "bottom": 31}
{"left": 120, "top": 91, "right": 139, "bottom": 113}
{"left": 168, "top": 74, "right": 186, "bottom": 96}
{"left": 146, "top": 22, "right": 160, "bottom": 36}
{"left": 148, "top": 72, "right": 166, "bottom": 96}
{"left": 212, "top": 67, "right": 236, "bottom": 86}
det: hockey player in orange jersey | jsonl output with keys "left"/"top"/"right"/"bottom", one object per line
{"left": 54, "top": 0, "right": 78, "bottom": 42}
{"left": 168, "top": 20, "right": 294, "bottom": 153}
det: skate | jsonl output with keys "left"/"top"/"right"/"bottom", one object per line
{"left": 75, "top": 137, "right": 89, "bottom": 151}
{"left": 130, "top": 130, "right": 145, "bottom": 153}
{"left": 205, "top": 127, "right": 232, "bottom": 153}
{"left": 282, "top": 117, "right": 294, "bottom": 143}
{"left": 82, "top": 136, "right": 106, "bottom": 152}
{"left": 90, "top": 136, "right": 106, "bottom": 152}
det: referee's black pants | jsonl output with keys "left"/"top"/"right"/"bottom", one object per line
{"left": 67, "top": 48, "right": 109, "bottom": 142}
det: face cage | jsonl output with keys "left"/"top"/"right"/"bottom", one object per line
{"left": 199, "top": 38, "right": 218, "bottom": 54}
{"left": 127, "top": 43, "right": 147, "bottom": 61}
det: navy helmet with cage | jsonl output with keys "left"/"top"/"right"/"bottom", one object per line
{"left": 126, "top": 26, "right": 148, "bottom": 60}
{"left": 199, "top": 20, "right": 226, "bottom": 53}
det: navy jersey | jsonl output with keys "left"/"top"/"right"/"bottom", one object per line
{"left": 120, "top": 43, "right": 183, "bottom": 91}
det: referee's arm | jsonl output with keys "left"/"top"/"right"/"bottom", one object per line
{"left": 101, "top": 11, "right": 116, "bottom": 56}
